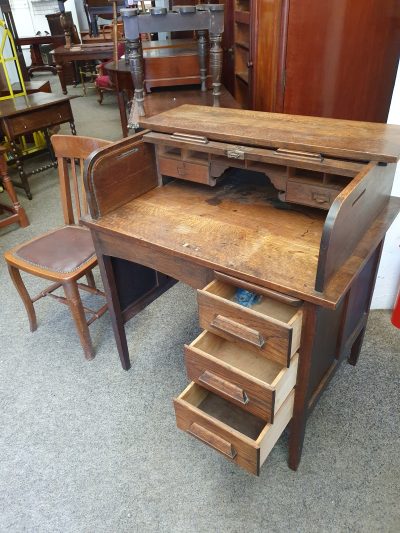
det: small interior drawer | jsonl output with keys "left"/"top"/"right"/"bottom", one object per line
{"left": 174, "top": 382, "right": 295, "bottom": 476}
{"left": 185, "top": 331, "right": 299, "bottom": 422}
{"left": 158, "top": 156, "right": 215, "bottom": 186}
{"left": 286, "top": 180, "right": 340, "bottom": 210}
{"left": 197, "top": 280, "right": 303, "bottom": 367}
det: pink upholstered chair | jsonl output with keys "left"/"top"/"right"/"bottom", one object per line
{"left": 95, "top": 42, "right": 125, "bottom": 104}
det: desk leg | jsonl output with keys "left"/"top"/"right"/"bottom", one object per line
{"left": 117, "top": 91, "right": 128, "bottom": 138}
{"left": 288, "top": 302, "right": 317, "bottom": 470}
{"left": 94, "top": 248, "right": 131, "bottom": 370}
{"left": 209, "top": 32, "right": 223, "bottom": 107}
{"left": 10, "top": 140, "right": 32, "bottom": 200}
{"left": 56, "top": 62, "right": 68, "bottom": 95}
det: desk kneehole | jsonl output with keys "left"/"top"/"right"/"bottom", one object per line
{"left": 174, "top": 384, "right": 295, "bottom": 476}
{"left": 185, "top": 331, "right": 299, "bottom": 422}
{"left": 197, "top": 279, "right": 303, "bottom": 367}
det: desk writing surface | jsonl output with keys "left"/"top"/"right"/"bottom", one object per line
{"left": 140, "top": 105, "right": 400, "bottom": 163}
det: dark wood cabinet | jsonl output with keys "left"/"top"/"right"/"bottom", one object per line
{"left": 224, "top": 0, "right": 400, "bottom": 121}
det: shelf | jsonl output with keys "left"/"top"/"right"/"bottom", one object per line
{"left": 235, "top": 41, "right": 249, "bottom": 50}
{"left": 236, "top": 71, "right": 249, "bottom": 84}
{"left": 234, "top": 10, "right": 250, "bottom": 25}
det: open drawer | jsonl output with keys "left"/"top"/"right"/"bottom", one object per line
{"left": 197, "top": 279, "right": 303, "bottom": 366}
{"left": 174, "top": 383, "right": 295, "bottom": 476}
{"left": 185, "top": 331, "right": 299, "bottom": 422}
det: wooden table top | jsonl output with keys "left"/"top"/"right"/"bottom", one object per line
{"left": 0, "top": 93, "right": 76, "bottom": 118}
{"left": 51, "top": 43, "right": 113, "bottom": 57}
{"left": 141, "top": 105, "right": 400, "bottom": 163}
{"left": 87, "top": 174, "right": 400, "bottom": 307}
{"left": 17, "top": 35, "right": 64, "bottom": 45}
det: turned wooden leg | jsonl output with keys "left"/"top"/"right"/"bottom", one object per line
{"left": 10, "top": 140, "right": 31, "bottom": 200}
{"left": 129, "top": 37, "right": 145, "bottom": 118}
{"left": 197, "top": 30, "right": 208, "bottom": 92}
{"left": 209, "top": 32, "right": 223, "bottom": 107}
{"left": 63, "top": 280, "right": 94, "bottom": 360}
{"left": 1, "top": 168, "right": 29, "bottom": 228}
{"left": 85, "top": 270, "right": 96, "bottom": 289}
{"left": 56, "top": 62, "right": 67, "bottom": 95}
{"left": 7, "top": 264, "right": 37, "bottom": 332}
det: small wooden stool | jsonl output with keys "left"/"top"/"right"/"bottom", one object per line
{"left": 0, "top": 147, "right": 29, "bottom": 229}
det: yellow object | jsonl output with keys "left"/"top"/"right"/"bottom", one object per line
{"left": 0, "top": 19, "right": 26, "bottom": 101}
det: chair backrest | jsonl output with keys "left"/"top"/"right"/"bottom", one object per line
{"left": 51, "top": 134, "right": 112, "bottom": 225}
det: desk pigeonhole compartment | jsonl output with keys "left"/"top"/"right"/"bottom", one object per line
{"left": 174, "top": 383, "right": 295, "bottom": 476}
{"left": 185, "top": 331, "right": 299, "bottom": 422}
{"left": 197, "top": 278, "right": 303, "bottom": 367}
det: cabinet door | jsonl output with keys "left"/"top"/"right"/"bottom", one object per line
{"left": 282, "top": 0, "right": 400, "bottom": 121}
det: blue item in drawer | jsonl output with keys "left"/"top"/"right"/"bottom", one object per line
{"left": 234, "top": 288, "right": 262, "bottom": 308}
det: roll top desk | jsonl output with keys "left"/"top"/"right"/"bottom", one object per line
{"left": 82, "top": 106, "right": 400, "bottom": 475}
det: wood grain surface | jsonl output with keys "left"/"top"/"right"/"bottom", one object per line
{"left": 140, "top": 105, "right": 400, "bottom": 163}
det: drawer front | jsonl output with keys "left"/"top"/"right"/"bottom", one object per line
{"left": 286, "top": 180, "right": 339, "bottom": 210}
{"left": 174, "top": 383, "right": 295, "bottom": 476}
{"left": 197, "top": 288, "right": 302, "bottom": 367}
{"left": 174, "top": 390, "right": 260, "bottom": 475}
{"left": 10, "top": 102, "right": 72, "bottom": 137}
{"left": 158, "top": 156, "right": 212, "bottom": 185}
{"left": 185, "top": 344, "right": 275, "bottom": 422}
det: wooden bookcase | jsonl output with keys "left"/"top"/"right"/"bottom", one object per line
{"left": 224, "top": 0, "right": 400, "bottom": 121}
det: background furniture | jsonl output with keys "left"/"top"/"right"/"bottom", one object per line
{"left": 4, "top": 134, "right": 111, "bottom": 360}
{"left": 0, "top": 93, "right": 77, "bottom": 199}
{"left": 223, "top": 0, "right": 400, "bottom": 120}
{"left": 105, "top": 57, "right": 238, "bottom": 136}
{"left": 0, "top": 146, "right": 29, "bottom": 229}
{"left": 51, "top": 43, "right": 114, "bottom": 94}
{"left": 121, "top": 4, "right": 224, "bottom": 117}
{"left": 81, "top": 106, "right": 400, "bottom": 475}
{"left": 16, "top": 35, "right": 65, "bottom": 77}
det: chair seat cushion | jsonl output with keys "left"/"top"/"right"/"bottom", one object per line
{"left": 15, "top": 226, "right": 95, "bottom": 273}
{"left": 95, "top": 75, "right": 113, "bottom": 89}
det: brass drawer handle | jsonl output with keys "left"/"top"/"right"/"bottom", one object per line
{"left": 198, "top": 370, "right": 249, "bottom": 405}
{"left": 188, "top": 422, "right": 237, "bottom": 459}
{"left": 211, "top": 314, "right": 265, "bottom": 348}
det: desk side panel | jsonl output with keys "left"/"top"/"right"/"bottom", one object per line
{"left": 315, "top": 162, "right": 397, "bottom": 292}
{"left": 84, "top": 132, "right": 158, "bottom": 219}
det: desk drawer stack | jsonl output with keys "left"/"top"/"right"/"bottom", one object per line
{"left": 174, "top": 274, "right": 303, "bottom": 475}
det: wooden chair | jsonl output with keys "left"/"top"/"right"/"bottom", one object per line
{"left": 0, "top": 147, "right": 29, "bottom": 229}
{"left": 4, "top": 135, "right": 112, "bottom": 360}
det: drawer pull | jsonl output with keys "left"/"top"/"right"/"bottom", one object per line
{"left": 188, "top": 422, "right": 237, "bottom": 459}
{"left": 177, "top": 164, "right": 186, "bottom": 176}
{"left": 171, "top": 133, "right": 209, "bottom": 144}
{"left": 211, "top": 314, "right": 265, "bottom": 348}
{"left": 311, "top": 192, "right": 330, "bottom": 204}
{"left": 198, "top": 370, "right": 249, "bottom": 405}
{"left": 275, "top": 148, "right": 323, "bottom": 161}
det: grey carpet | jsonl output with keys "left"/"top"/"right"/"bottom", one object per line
{"left": 0, "top": 74, "right": 399, "bottom": 533}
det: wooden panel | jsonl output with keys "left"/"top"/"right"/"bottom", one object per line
{"left": 283, "top": 0, "right": 400, "bottom": 122}
{"left": 84, "top": 131, "right": 158, "bottom": 219}
{"left": 140, "top": 105, "right": 400, "bottom": 163}
{"left": 316, "top": 162, "right": 396, "bottom": 291}
{"left": 197, "top": 279, "right": 302, "bottom": 366}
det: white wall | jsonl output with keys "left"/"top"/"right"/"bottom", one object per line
{"left": 371, "top": 61, "right": 400, "bottom": 309}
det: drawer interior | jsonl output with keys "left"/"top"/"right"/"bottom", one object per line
{"left": 192, "top": 331, "right": 284, "bottom": 385}
{"left": 182, "top": 383, "right": 267, "bottom": 440}
{"left": 205, "top": 279, "right": 299, "bottom": 324}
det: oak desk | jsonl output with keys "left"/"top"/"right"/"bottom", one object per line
{"left": 82, "top": 106, "right": 400, "bottom": 475}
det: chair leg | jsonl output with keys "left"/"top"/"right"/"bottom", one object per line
{"left": 7, "top": 264, "right": 37, "bottom": 332}
{"left": 63, "top": 280, "right": 95, "bottom": 360}
{"left": 97, "top": 87, "right": 104, "bottom": 104}
{"left": 85, "top": 270, "right": 96, "bottom": 289}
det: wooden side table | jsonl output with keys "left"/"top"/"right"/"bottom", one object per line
{"left": 0, "top": 147, "right": 29, "bottom": 229}
{"left": 0, "top": 93, "right": 77, "bottom": 199}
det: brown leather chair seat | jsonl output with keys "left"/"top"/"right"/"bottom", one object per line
{"left": 13, "top": 226, "right": 95, "bottom": 274}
